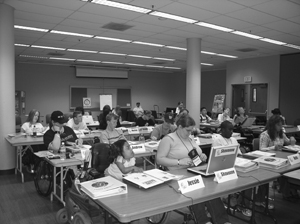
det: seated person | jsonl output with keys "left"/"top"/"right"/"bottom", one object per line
{"left": 233, "top": 107, "right": 248, "bottom": 125}
{"left": 200, "top": 107, "right": 212, "bottom": 123}
{"left": 105, "top": 139, "right": 143, "bottom": 180}
{"left": 75, "top": 106, "right": 84, "bottom": 115}
{"left": 156, "top": 114, "right": 230, "bottom": 224}
{"left": 136, "top": 110, "right": 155, "bottom": 127}
{"left": 217, "top": 107, "right": 232, "bottom": 123}
{"left": 44, "top": 111, "right": 82, "bottom": 153}
{"left": 151, "top": 112, "right": 176, "bottom": 140}
{"left": 67, "top": 111, "right": 88, "bottom": 131}
{"left": 271, "top": 108, "right": 286, "bottom": 125}
{"left": 133, "top": 102, "right": 144, "bottom": 118}
{"left": 112, "top": 105, "right": 122, "bottom": 128}
{"left": 100, "top": 113, "right": 126, "bottom": 144}
{"left": 21, "top": 109, "right": 45, "bottom": 134}
{"left": 99, "top": 105, "right": 111, "bottom": 130}
{"left": 175, "top": 101, "right": 184, "bottom": 114}
{"left": 174, "top": 108, "right": 189, "bottom": 124}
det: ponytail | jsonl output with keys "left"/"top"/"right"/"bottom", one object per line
{"left": 107, "top": 139, "right": 127, "bottom": 163}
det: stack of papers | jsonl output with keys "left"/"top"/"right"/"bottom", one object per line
{"left": 254, "top": 156, "right": 289, "bottom": 170}
{"left": 245, "top": 151, "right": 276, "bottom": 158}
{"left": 283, "top": 145, "right": 300, "bottom": 152}
{"left": 80, "top": 176, "right": 127, "bottom": 199}
{"left": 199, "top": 133, "right": 212, "bottom": 138}
{"left": 235, "top": 157, "right": 259, "bottom": 173}
{"left": 123, "top": 169, "right": 177, "bottom": 189}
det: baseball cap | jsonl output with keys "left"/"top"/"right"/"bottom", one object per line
{"left": 51, "top": 111, "right": 65, "bottom": 124}
{"left": 164, "top": 112, "right": 174, "bottom": 124}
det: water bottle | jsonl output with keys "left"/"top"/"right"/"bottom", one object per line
{"left": 32, "top": 125, "right": 37, "bottom": 137}
{"left": 60, "top": 142, "right": 66, "bottom": 160}
{"left": 139, "top": 134, "right": 145, "bottom": 143}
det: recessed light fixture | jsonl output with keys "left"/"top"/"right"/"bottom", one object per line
{"left": 201, "top": 51, "right": 217, "bottom": 55}
{"left": 145, "top": 65, "right": 164, "bottom": 68}
{"left": 88, "top": 0, "right": 152, "bottom": 13}
{"left": 201, "top": 63, "right": 214, "bottom": 66}
{"left": 14, "top": 25, "right": 49, "bottom": 32}
{"left": 217, "top": 54, "right": 238, "bottom": 58}
{"left": 285, "top": 44, "right": 300, "bottom": 50}
{"left": 50, "top": 30, "right": 94, "bottom": 38}
{"left": 101, "top": 61, "right": 124, "bottom": 64}
{"left": 127, "top": 55, "right": 152, "bottom": 59}
{"left": 231, "top": 31, "right": 262, "bottom": 39}
{"left": 76, "top": 59, "right": 101, "bottom": 63}
{"left": 99, "top": 52, "right": 126, "bottom": 56}
{"left": 15, "top": 44, "right": 30, "bottom": 47}
{"left": 125, "top": 63, "right": 145, "bottom": 66}
{"left": 49, "top": 57, "right": 75, "bottom": 61}
{"left": 132, "top": 41, "right": 165, "bottom": 47}
{"left": 260, "top": 38, "right": 286, "bottom": 45}
{"left": 68, "top": 49, "right": 98, "bottom": 53}
{"left": 31, "top": 45, "right": 66, "bottom": 51}
{"left": 164, "top": 67, "right": 181, "bottom": 69}
{"left": 153, "top": 57, "right": 175, "bottom": 61}
{"left": 150, "top": 11, "right": 197, "bottom": 24}
{"left": 195, "top": 22, "right": 233, "bottom": 32}
{"left": 19, "top": 55, "right": 48, "bottom": 59}
{"left": 94, "top": 36, "right": 131, "bottom": 42}
{"left": 165, "top": 46, "right": 187, "bottom": 51}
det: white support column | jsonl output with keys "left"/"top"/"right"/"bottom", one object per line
{"left": 186, "top": 38, "right": 201, "bottom": 128}
{"left": 0, "top": 4, "right": 15, "bottom": 173}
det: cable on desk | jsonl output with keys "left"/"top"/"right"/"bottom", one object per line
{"left": 165, "top": 183, "right": 194, "bottom": 206}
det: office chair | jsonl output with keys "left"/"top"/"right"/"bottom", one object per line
{"left": 252, "top": 138, "right": 260, "bottom": 151}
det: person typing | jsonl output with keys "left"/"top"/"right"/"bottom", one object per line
{"left": 136, "top": 110, "right": 155, "bottom": 127}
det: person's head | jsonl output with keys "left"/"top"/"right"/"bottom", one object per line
{"left": 220, "top": 120, "right": 234, "bottom": 138}
{"left": 271, "top": 108, "right": 281, "bottom": 116}
{"left": 75, "top": 106, "right": 84, "bottom": 115}
{"left": 179, "top": 108, "right": 189, "bottom": 116}
{"left": 114, "top": 105, "right": 122, "bottom": 116}
{"left": 102, "top": 105, "right": 111, "bottom": 112}
{"left": 136, "top": 102, "right": 140, "bottom": 107}
{"left": 266, "top": 115, "right": 284, "bottom": 140}
{"left": 163, "top": 112, "right": 174, "bottom": 126}
{"left": 178, "top": 101, "right": 184, "bottom": 109}
{"left": 106, "top": 112, "right": 119, "bottom": 129}
{"left": 108, "top": 140, "right": 134, "bottom": 163}
{"left": 176, "top": 115, "right": 196, "bottom": 139}
{"left": 236, "top": 107, "right": 245, "bottom": 116}
{"left": 201, "top": 107, "right": 207, "bottom": 115}
{"left": 223, "top": 107, "right": 230, "bottom": 115}
{"left": 101, "top": 105, "right": 111, "bottom": 122}
{"left": 26, "top": 109, "right": 40, "bottom": 124}
{"left": 50, "top": 110, "right": 65, "bottom": 129}
{"left": 143, "top": 110, "right": 152, "bottom": 120}
{"left": 73, "top": 111, "right": 82, "bottom": 124}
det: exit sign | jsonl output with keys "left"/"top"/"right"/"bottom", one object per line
{"left": 244, "top": 76, "right": 252, "bottom": 83}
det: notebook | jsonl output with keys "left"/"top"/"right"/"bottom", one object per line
{"left": 241, "top": 117, "right": 256, "bottom": 128}
{"left": 188, "top": 144, "right": 239, "bottom": 176}
{"left": 82, "top": 115, "right": 94, "bottom": 124}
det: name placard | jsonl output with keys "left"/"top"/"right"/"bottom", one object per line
{"left": 147, "top": 126, "right": 154, "bottom": 132}
{"left": 128, "top": 128, "right": 140, "bottom": 135}
{"left": 178, "top": 175, "right": 205, "bottom": 194}
{"left": 130, "top": 144, "right": 146, "bottom": 154}
{"left": 287, "top": 154, "right": 300, "bottom": 165}
{"left": 214, "top": 167, "right": 238, "bottom": 183}
{"left": 215, "top": 147, "right": 236, "bottom": 157}
{"left": 139, "top": 127, "right": 149, "bottom": 134}
{"left": 194, "top": 137, "right": 200, "bottom": 145}
{"left": 297, "top": 125, "right": 300, "bottom": 131}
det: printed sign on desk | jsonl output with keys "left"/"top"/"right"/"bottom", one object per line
{"left": 214, "top": 167, "right": 238, "bottom": 183}
{"left": 178, "top": 175, "right": 205, "bottom": 194}
{"left": 287, "top": 154, "right": 300, "bottom": 165}
{"left": 215, "top": 146, "right": 237, "bottom": 157}
{"left": 128, "top": 128, "right": 140, "bottom": 135}
{"left": 139, "top": 127, "right": 149, "bottom": 134}
{"left": 130, "top": 144, "right": 146, "bottom": 154}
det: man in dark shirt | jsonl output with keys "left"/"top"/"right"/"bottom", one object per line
{"left": 136, "top": 110, "right": 155, "bottom": 127}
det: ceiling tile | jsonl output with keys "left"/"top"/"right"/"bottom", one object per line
{"left": 15, "top": 11, "right": 64, "bottom": 25}
{"left": 228, "top": 0, "right": 272, "bottom": 7}
{"left": 205, "top": 15, "right": 255, "bottom": 30}
{"left": 262, "top": 20, "right": 300, "bottom": 33}
{"left": 178, "top": 24, "right": 223, "bottom": 36}
{"left": 14, "top": 18, "right": 56, "bottom": 29}
{"left": 146, "top": 33, "right": 184, "bottom": 43}
{"left": 163, "top": 29, "right": 203, "bottom": 39}
{"left": 133, "top": 14, "right": 186, "bottom": 29}
{"left": 21, "top": 0, "right": 84, "bottom": 10}
{"left": 288, "top": 15, "right": 300, "bottom": 24}
{"left": 125, "top": 21, "right": 171, "bottom": 33}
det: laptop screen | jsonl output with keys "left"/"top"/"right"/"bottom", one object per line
{"left": 82, "top": 115, "right": 94, "bottom": 124}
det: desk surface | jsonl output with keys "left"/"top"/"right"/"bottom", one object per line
{"left": 93, "top": 168, "right": 279, "bottom": 223}
{"left": 252, "top": 126, "right": 300, "bottom": 135}
{"left": 283, "top": 169, "right": 300, "bottom": 180}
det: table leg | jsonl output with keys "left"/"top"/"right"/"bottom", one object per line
{"left": 51, "top": 166, "right": 56, "bottom": 202}
{"left": 15, "top": 145, "right": 30, "bottom": 183}
{"left": 60, "top": 166, "right": 65, "bottom": 206}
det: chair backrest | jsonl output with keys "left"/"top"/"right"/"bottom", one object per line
{"left": 91, "top": 143, "right": 111, "bottom": 175}
{"left": 252, "top": 138, "right": 260, "bottom": 151}
{"left": 63, "top": 113, "right": 72, "bottom": 122}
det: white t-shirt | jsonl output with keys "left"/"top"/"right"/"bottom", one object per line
{"left": 21, "top": 122, "right": 44, "bottom": 134}
{"left": 105, "top": 156, "right": 136, "bottom": 180}
{"left": 133, "top": 106, "right": 144, "bottom": 117}
{"left": 66, "top": 118, "right": 87, "bottom": 130}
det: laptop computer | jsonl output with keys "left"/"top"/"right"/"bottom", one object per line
{"left": 82, "top": 115, "right": 94, "bottom": 124}
{"left": 187, "top": 144, "right": 239, "bottom": 176}
{"left": 241, "top": 117, "right": 256, "bottom": 128}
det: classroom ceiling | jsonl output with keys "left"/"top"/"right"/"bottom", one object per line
{"left": 4, "top": 0, "right": 300, "bottom": 72}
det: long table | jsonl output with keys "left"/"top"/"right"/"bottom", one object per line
{"left": 93, "top": 168, "right": 280, "bottom": 224}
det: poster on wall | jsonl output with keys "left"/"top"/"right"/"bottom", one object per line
{"left": 99, "top": 94, "right": 112, "bottom": 110}
{"left": 212, "top": 94, "right": 226, "bottom": 114}
{"left": 83, "top": 98, "right": 91, "bottom": 108}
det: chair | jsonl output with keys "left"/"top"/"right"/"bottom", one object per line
{"left": 90, "top": 143, "right": 111, "bottom": 176}
{"left": 63, "top": 113, "right": 72, "bottom": 122}
{"left": 252, "top": 138, "right": 260, "bottom": 151}
{"left": 151, "top": 110, "right": 158, "bottom": 119}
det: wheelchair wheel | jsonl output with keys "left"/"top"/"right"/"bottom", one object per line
{"left": 56, "top": 208, "right": 68, "bottom": 224}
{"left": 146, "top": 212, "right": 170, "bottom": 224}
{"left": 72, "top": 210, "right": 93, "bottom": 224}
{"left": 34, "top": 160, "right": 53, "bottom": 196}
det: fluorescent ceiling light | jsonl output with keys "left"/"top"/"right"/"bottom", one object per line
{"left": 15, "top": 43, "right": 30, "bottom": 47}
{"left": 76, "top": 59, "right": 101, "bottom": 63}
{"left": 146, "top": 65, "right": 164, "bottom": 68}
{"left": 14, "top": 25, "right": 49, "bottom": 32}
{"left": 150, "top": 11, "right": 197, "bottom": 24}
{"left": 285, "top": 44, "right": 300, "bottom": 50}
{"left": 260, "top": 38, "right": 286, "bottom": 45}
{"left": 195, "top": 22, "right": 233, "bottom": 32}
{"left": 31, "top": 45, "right": 66, "bottom": 51}
{"left": 217, "top": 54, "right": 238, "bottom": 58}
{"left": 125, "top": 63, "right": 145, "bottom": 66}
{"left": 231, "top": 31, "right": 262, "bottom": 39}
{"left": 99, "top": 52, "right": 126, "bottom": 56}
{"left": 201, "top": 51, "right": 216, "bottom": 55}
{"left": 67, "top": 49, "right": 98, "bottom": 53}
{"left": 165, "top": 46, "right": 187, "bottom": 51}
{"left": 101, "top": 61, "right": 123, "bottom": 64}
{"left": 89, "top": 0, "right": 152, "bottom": 13}
{"left": 153, "top": 57, "right": 175, "bottom": 61}
{"left": 19, "top": 55, "right": 48, "bottom": 59}
{"left": 164, "top": 67, "right": 181, "bottom": 69}
{"left": 94, "top": 36, "right": 131, "bottom": 43}
{"left": 132, "top": 41, "right": 164, "bottom": 47}
{"left": 50, "top": 30, "right": 93, "bottom": 38}
{"left": 201, "top": 63, "right": 213, "bottom": 66}
{"left": 128, "top": 55, "right": 152, "bottom": 59}
{"left": 49, "top": 57, "right": 75, "bottom": 61}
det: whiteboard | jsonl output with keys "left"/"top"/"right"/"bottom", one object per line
{"left": 99, "top": 94, "right": 112, "bottom": 110}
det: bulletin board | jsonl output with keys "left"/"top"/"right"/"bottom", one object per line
{"left": 211, "top": 94, "right": 226, "bottom": 114}
{"left": 100, "top": 94, "right": 112, "bottom": 110}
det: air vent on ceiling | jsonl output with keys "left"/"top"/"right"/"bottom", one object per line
{"left": 47, "top": 52, "right": 65, "bottom": 56}
{"left": 236, "top": 48, "right": 257, "bottom": 52}
{"left": 102, "top": 22, "right": 134, "bottom": 31}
